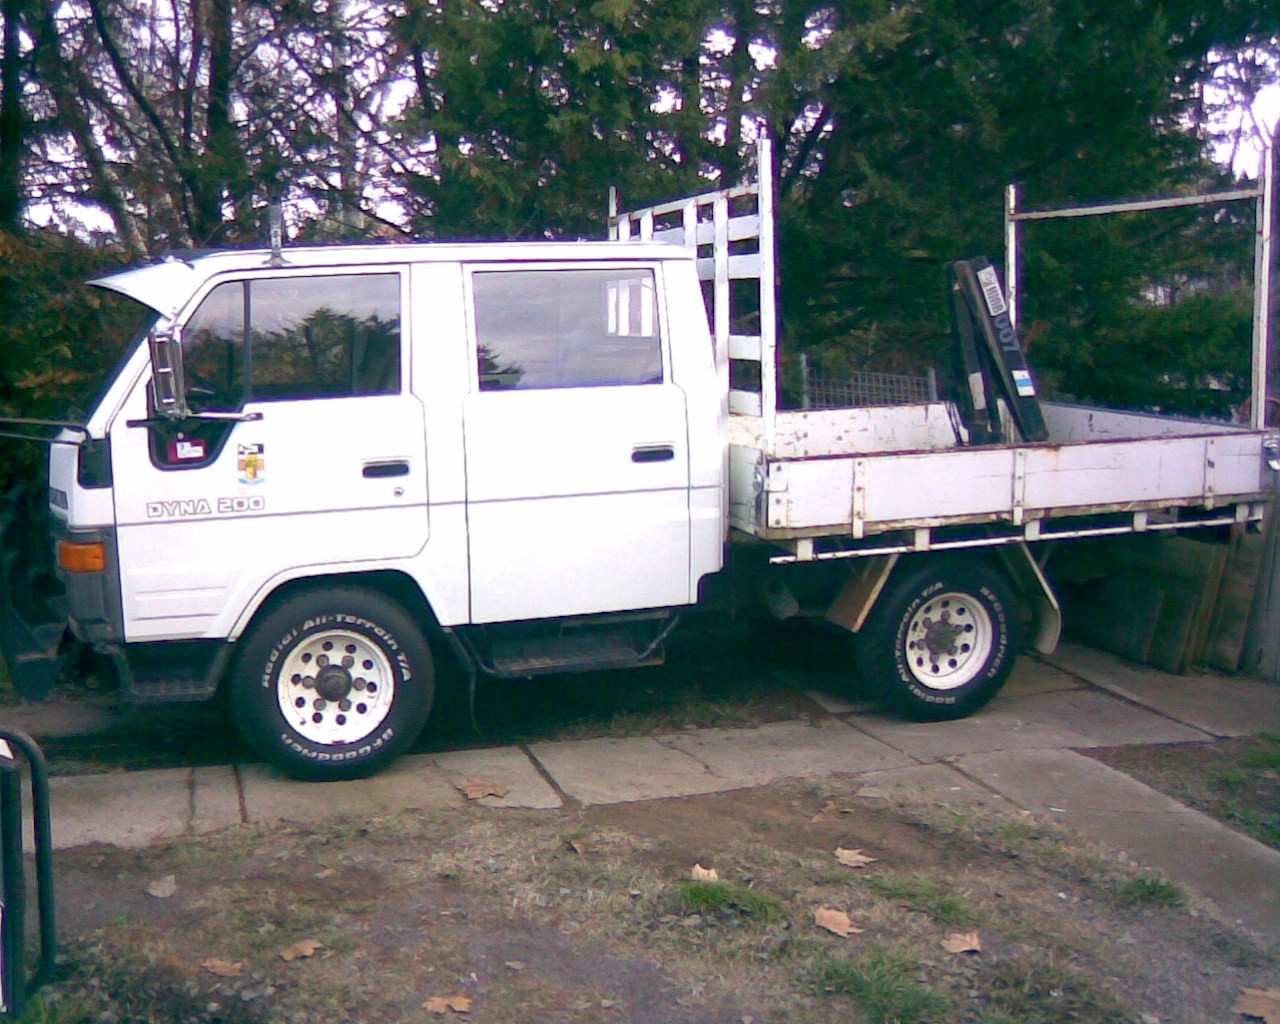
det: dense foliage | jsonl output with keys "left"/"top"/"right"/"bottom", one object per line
{"left": 0, "top": 0, "right": 1276, "bottom": 485}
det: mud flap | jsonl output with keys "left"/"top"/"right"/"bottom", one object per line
{"left": 996, "top": 543, "right": 1062, "bottom": 654}
{"left": 0, "top": 486, "right": 66, "bottom": 701}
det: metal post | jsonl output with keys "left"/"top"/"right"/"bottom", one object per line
{"left": 756, "top": 130, "right": 779, "bottom": 455}
{"left": 0, "top": 765, "right": 24, "bottom": 1017}
{"left": 1252, "top": 144, "right": 1275, "bottom": 430}
{"left": 0, "top": 730, "right": 55, "bottom": 1021}
{"left": 1005, "top": 184, "right": 1021, "bottom": 329}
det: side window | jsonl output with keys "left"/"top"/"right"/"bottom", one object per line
{"left": 180, "top": 273, "right": 401, "bottom": 409}
{"left": 249, "top": 275, "right": 400, "bottom": 400}
{"left": 474, "top": 268, "right": 661, "bottom": 391}
{"left": 183, "top": 281, "right": 245, "bottom": 411}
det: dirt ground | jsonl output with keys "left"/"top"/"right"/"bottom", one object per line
{"left": 28, "top": 773, "right": 1280, "bottom": 1024}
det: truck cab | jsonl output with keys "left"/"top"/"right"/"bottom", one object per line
{"left": 26, "top": 241, "right": 726, "bottom": 777}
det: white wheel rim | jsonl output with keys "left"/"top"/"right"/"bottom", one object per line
{"left": 903, "top": 590, "right": 993, "bottom": 691}
{"left": 277, "top": 629, "right": 396, "bottom": 746}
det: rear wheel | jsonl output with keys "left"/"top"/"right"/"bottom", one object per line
{"left": 231, "top": 587, "right": 434, "bottom": 780}
{"left": 854, "top": 557, "right": 1016, "bottom": 720}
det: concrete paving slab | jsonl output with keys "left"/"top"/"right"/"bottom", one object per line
{"left": 432, "top": 747, "right": 561, "bottom": 809}
{"left": 852, "top": 686, "right": 1208, "bottom": 761}
{"left": 528, "top": 736, "right": 732, "bottom": 805}
{"left": 190, "top": 765, "right": 243, "bottom": 835}
{"left": 47, "top": 768, "right": 192, "bottom": 850}
{"left": 956, "top": 748, "right": 1280, "bottom": 944}
{"left": 1003, "top": 656, "right": 1083, "bottom": 696}
{"left": 663, "top": 719, "right": 913, "bottom": 786}
{"left": 1045, "top": 642, "right": 1280, "bottom": 737}
{"left": 238, "top": 754, "right": 462, "bottom": 825}
{"left": 849, "top": 763, "right": 1017, "bottom": 814}
{"left": 851, "top": 706, "right": 1085, "bottom": 761}
{"left": 805, "top": 690, "right": 873, "bottom": 715}
{"left": 1003, "top": 688, "right": 1213, "bottom": 747}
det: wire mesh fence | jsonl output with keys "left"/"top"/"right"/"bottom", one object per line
{"left": 797, "top": 357, "right": 938, "bottom": 410}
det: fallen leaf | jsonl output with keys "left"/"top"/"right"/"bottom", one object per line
{"left": 146, "top": 875, "right": 177, "bottom": 899}
{"left": 811, "top": 799, "right": 856, "bottom": 822}
{"left": 423, "top": 994, "right": 473, "bottom": 1014}
{"left": 200, "top": 958, "right": 244, "bottom": 978}
{"left": 460, "top": 779, "right": 509, "bottom": 800}
{"left": 690, "top": 864, "right": 719, "bottom": 882}
{"left": 1234, "top": 987, "right": 1280, "bottom": 1023}
{"left": 814, "top": 907, "right": 862, "bottom": 937}
{"left": 279, "top": 939, "right": 323, "bottom": 961}
{"left": 941, "top": 931, "right": 983, "bottom": 954}
{"left": 834, "top": 847, "right": 877, "bottom": 868}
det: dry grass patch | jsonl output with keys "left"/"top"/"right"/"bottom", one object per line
{"left": 26, "top": 780, "right": 1279, "bottom": 1024}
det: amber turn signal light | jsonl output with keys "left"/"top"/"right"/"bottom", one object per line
{"left": 57, "top": 540, "right": 106, "bottom": 573}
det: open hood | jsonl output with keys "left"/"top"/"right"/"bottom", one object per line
{"left": 88, "top": 259, "right": 197, "bottom": 320}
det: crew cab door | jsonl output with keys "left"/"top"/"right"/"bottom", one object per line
{"left": 462, "top": 263, "right": 692, "bottom": 622}
{"left": 110, "top": 268, "right": 427, "bottom": 640}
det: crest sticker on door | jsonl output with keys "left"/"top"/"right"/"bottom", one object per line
{"left": 237, "top": 443, "right": 265, "bottom": 485}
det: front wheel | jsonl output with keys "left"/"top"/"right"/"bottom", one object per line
{"left": 231, "top": 587, "right": 434, "bottom": 781}
{"left": 853, "top": 557, "right": 1016, "bottom": 721}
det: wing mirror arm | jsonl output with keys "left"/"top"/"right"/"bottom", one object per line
{"left": 148, "top": 322, "right": 190, "bottom": 420}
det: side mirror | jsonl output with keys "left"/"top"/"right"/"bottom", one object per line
{"left": 148, "top": 323, "right": 190, "bottom": 420}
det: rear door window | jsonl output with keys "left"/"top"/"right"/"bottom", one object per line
{"left": 472, "top": 268, "right": 662, "bottom": 391}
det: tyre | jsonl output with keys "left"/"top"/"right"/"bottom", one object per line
{"left": 231, "top": 587, "right": 434, "bottom": 781}
{"left": 854, "top": 556, "right": 1016, "bottom": 721}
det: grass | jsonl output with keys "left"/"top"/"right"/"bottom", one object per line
{"left": 808, "top": 946, "right": 954, "bottom": 1023}
{"left": 977, "top": 955, "right": 1132, "bottom": 1024}
{"left": 1103, "top": 874, "right": 1184, "bottom": 908}
{"left": 1242, "top": 733, "right": 1280, "bottom": 775}
{"left": 15, "top": 993, "right": 96, "bottom": 1024}
{"left": 38, "top": 780, "right": 1278, "bottom": 1024}
{"left": 864, "top": 872, "right": 981, "bottom": 928}
{"left": 675, "top": 880, "right": 783, "bottom": 922}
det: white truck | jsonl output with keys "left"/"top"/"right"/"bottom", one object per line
{"left": 2, "top": 137, "right": 1276, "bottom": 779}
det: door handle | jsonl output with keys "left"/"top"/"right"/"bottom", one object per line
{"left": 363, "top": 460, "right": 410, "bottom": 478}
{"left": 632, "top": 445, "right": 675, "bottom": 464}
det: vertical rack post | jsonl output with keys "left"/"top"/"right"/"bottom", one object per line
{"left": 1251, "top": 144, "right": 1275, "bottom": 431}
{"left": 1004, "top": 184, "right": 1021, "bottom": 330}
{"left": 756, "top": 130, "right": 778, "bottom": 455}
